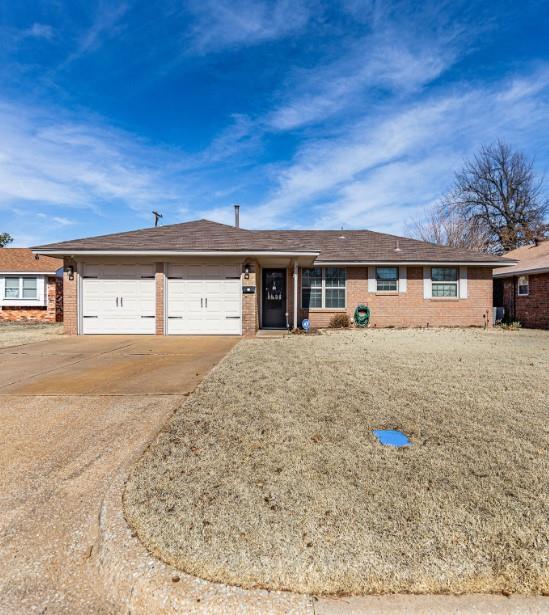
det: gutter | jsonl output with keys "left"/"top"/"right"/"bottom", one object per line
{"left": 315, "top": 261, "right": 514, "bottom": 267}
{"left": 32, "top": 250, "right": 320, "bottom": 257}
{"left": 494, "top": 265, "right": 549, "bottom": 278}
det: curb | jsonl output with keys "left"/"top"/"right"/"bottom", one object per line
{"left": 95, "top": 470, "right": 313, "bottom": 614}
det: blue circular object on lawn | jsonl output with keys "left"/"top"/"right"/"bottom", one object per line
{"left": 302, "top": 319, "right": 310, "bottom": 331}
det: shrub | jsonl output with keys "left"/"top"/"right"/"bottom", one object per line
{"left": 329, "top": 313, "right": 350, "bottom": 328}
{"left": 500, "top": 321, "right": 522, "bottom": 331}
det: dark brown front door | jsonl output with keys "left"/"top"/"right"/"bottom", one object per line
{"left": 262, "top": 269, "right": 286, "bottom": 328}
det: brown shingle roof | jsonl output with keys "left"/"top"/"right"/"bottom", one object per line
{"left": 0, "top": 248, "right": 62, "bottom": 273}
{"left": 33, "top": 219, "right": 512, "bottom": 264}
{"left": 493, "top": 239, "right": 549, "bottom": 277}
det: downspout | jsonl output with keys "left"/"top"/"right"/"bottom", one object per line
{"left": 293, "top": 260, "right": 298, "bottom": 330}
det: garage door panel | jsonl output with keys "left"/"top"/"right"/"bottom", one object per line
{"left": 167, "top": 265, "right": 242, "bottom": 335}
{"left": 81, "top": 265, "right": 156, "bottom": 334}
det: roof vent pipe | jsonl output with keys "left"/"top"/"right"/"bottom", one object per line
{"left": 234, "top": 204, "right": 240, "bottom": 228}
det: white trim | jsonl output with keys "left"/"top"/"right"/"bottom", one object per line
{"left": 0, "top": 270, "right": 58, "bottom": 275}
{"left": 459, "top": 266, "right": 468, "bottom": 299}
{"left": 301, "top": 267, "right": 347, "bottom": 309}
{"left": 494, "top": 266, "right": 549, "bottom": 278}
{"left": 368, "top": 266, "right": 376, "bottom": 292}
{"left": 423, "top": 267, "right": 432, "bottom": 299}
{"left": 517, "top": 275, "right": 529, "bottom": 297}
{"left": 317, "top": 261, "right": 509, "bottom": 267}
{"left": 34, "top": 250, "right": 320, "bottom": 257}
{"left": 0, "top": 274, "right": 47, "bottom": 307}
{"left": 399, "top": 266, "right": 407, "bottom": 293}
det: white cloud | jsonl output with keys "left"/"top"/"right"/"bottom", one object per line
{"left": 233, "top": 68, "right": 549, "bottom": 231}
{"left": 27, "top": 23, "right": 54, "bottom": 40}
{"left": 0, "top": 100, "right": 182, "bottom": 214}
{"left": 184, "top": 0, "right": 312, "bottom": 53}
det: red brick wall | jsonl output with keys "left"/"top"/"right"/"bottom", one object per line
{"left": 155, "top": 263, "right": 165, "bottom": 335}
{"left": 298, "top": 266, "right": 493, "bottom": 328}
{"left": 55, "top": 278, "right": 63, "bottom": 322}
{"left": 0, "top": 276, "right": 59, "bottom": 323}
{"left": 513, "top": 272, "right": 549, "bottom": 329}
{"left": 63, "top": 258, "right": 78, "bottom": 335}
{"left": 242, "top": 261, "right": 258, "bottom": 336}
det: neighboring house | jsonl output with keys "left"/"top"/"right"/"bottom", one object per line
{"left": 0, "top": 249, "right": 63, "bottom": 322}
{"left": 33, "top": 213, "right": 512, "bottom": 336}
{"left": 493, "top": 238, "right": 549, "bottom": 329}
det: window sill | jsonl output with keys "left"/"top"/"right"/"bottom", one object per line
{"left": 429, "top": 297, "right": 460, "bottom": 301}
{"left": 375, "top": 291, "right": 399, "bottom": 296}
{"left": 302, "top": 308, "right": 347, "bottom": 312}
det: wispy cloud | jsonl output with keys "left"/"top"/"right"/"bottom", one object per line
{"left": 63, "top": 2, "right": 128, "bottom": 65}
{"left": 224, "top": 67, "right": 549, "bottom": 230}
{"left": 184, "top": 0, "right": 313, "bottom": 53}
{"left": 0, "top": 99, "right": 181, "bottom": 214}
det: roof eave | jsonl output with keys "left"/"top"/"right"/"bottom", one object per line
{"left": 315, "top": 260, "right": 512, "bottom": 266}
{"left": 494, "top": 265, "right": 549, "bottom": 277}
{"left": 32, "top": 249, "right": 320, "bottom": 257}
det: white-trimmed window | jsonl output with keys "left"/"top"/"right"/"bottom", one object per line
{"left": 431, "top": 267, "right": 458, "bottom": 298}
{"left": 517, "top": 275, "right": 529, "bottom": 296}
{"left": 302, "top": 267, "right": 346, "bottom": 308}
{"left": 4, "top": 276, "right": 38, "bottom": 299}
{"left": 376, "top": 267, "right": 398, "bottom": 292}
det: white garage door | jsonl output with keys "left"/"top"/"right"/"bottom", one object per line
{"left": 167, "top": 264, "right": 241, "bottom": 335}
{"left": 81, "top": 264, "right": 156, "bottom": 334}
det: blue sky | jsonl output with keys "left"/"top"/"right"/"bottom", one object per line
{"left": 1, "top": 0, "right": 549, "bottom": 246}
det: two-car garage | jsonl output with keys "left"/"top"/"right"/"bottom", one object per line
{"left": 81, "top": 263, "right": 242, "bottom": 335}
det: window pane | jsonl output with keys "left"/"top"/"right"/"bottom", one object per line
{"left": 22, "top": 278, "right": 37, "bottom": 298}
{"left": 325, "top": 267, "right": 346, "bottom": 288}
{"left": 5, "top": 277, "right": 20, "bottom": 298}
{"left": 302, "top": 268, "right": 322, "bottom": 287}
{"left": 432, "top": 283, "right": 457, "bottom": 297}
{"left": 518, "top": 276, "right": 529, "bottom": 295}
{"left": 377, "top": 280, "right": 398, "bottom": 292}
{"left": 432, "top": 267, "right": 458, "bottom": 282}
{"left": 302, "top": 288, "right": 322, "bottom": 308}
{"left": 376, "top": 267, "right": 398, "bottom": 281}
{"left": 325, "top": 288, "right": 345, "bottom": 308}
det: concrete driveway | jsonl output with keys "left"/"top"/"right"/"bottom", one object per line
{"left": 0, "top": 335, "right": 238, "bottom": 614}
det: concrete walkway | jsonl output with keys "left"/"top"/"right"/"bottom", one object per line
{"left": 0, "top": 336, "right": 238, "bottom": 614}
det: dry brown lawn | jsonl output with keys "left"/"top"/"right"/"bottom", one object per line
{"left": 124, "top": 328, "right": 549, "bottom": 596}
{"left": 0, "top": 322, "right": 63, "bottom": 349}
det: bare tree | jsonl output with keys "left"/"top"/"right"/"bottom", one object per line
{"left": 447, "top": 141, "right": 548, "bottom": 253}
{"left": 410, "top": 204, "right": 490, "bottom": 252}
{"left": 0, "top": 232, "right": 13, "bottom": 247}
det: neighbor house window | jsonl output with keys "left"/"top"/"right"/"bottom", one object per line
{"left": 517, "top": 275, "right": 529, "bottom": 296}
{"left": 4, "top": 276, "right": 38, "bottom": 299}
{"left": 431, "top": 267, "right": 458, "bottom": 297}
{"left": 376, "top": 267, "right": 398, "bottom": 292}
{"left": 302, "top": 267, "right": 346, "bottom": 308}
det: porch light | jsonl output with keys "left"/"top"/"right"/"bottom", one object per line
{"left": 66, "top": 265, "right": 74, "bottom": 280}
{"left": 244, "top": 264, "right": 250, "bottom": 279}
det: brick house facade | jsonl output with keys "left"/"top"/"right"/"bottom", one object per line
{"left": 494, "top": 239, "right": 549, "bottom": 330}
{"left": 0, "top": 249, "right": 63, "bottom": 323}
{"left": 35, "top": 218, "right": 511, "bottom": 336}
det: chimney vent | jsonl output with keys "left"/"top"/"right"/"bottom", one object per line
{"left": 234, "top": 204, "right": 240, "bottom": 228}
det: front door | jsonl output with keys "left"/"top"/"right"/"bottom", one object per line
{"left": 262, "top": 269, "right": 286, "bottom": 328}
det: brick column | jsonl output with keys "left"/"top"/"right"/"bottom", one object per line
{"left": 63, "top": 257, "right": 78, "bottom": 335}
{"left": 46, "top": 276, "right": 57, "bottom": 322}
{"left": 155, "top": 263, "right": 165, "bottom": 335}
{"left": 242, "top": 261, "right": 258, "bottom": 336}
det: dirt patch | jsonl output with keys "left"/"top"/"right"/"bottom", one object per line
{"left": 0, "top": 322, "right": 63, "bottom": 348}
{"left": 124, "top": 328, "right": 549, "bottom": 596}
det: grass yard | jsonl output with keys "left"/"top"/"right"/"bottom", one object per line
{"left": 124, "top": 328, "right": 549, "bottom": 596}
{"left": 0, "top": 321, "right": 63, "bottom": 349}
